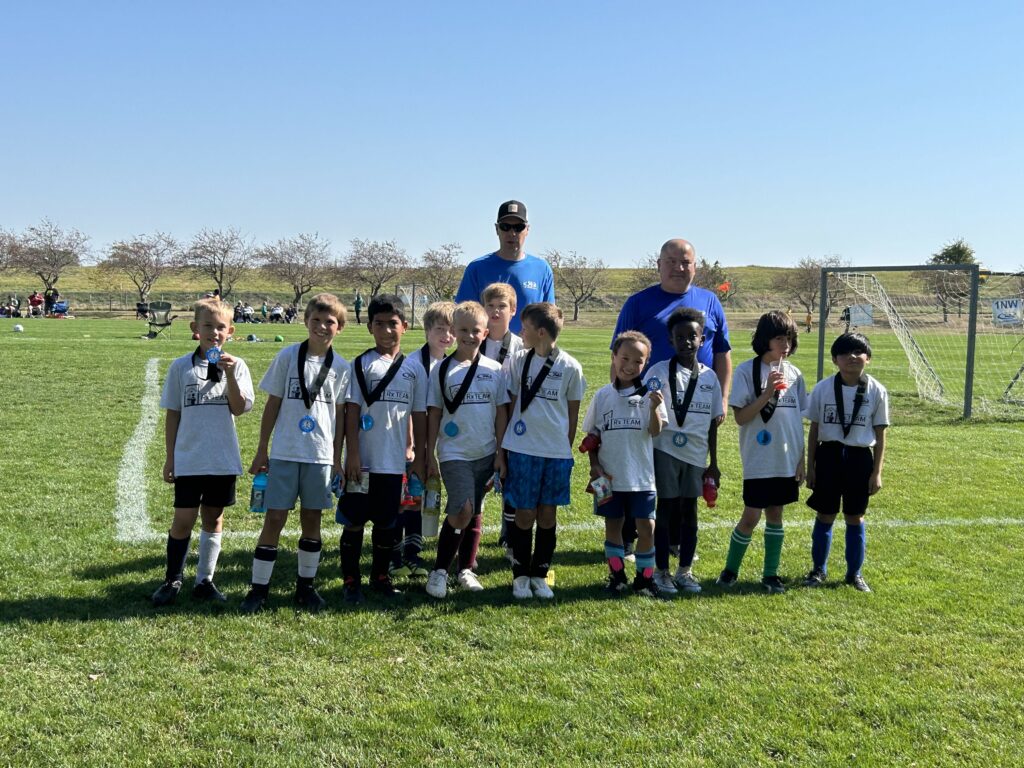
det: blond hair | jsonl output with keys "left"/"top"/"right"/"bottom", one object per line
{"left": 193, "top": 298, "right": 233, "bottom": 323}
{"left": 452, "top": 301, "right": 488, "bottom": 326}
{"left": 520, "top": 302, "right": 564, "bottom": 340}
{"left": 304, "top": 293, "right": 347, "bottom": 326}
{"left": 481, "top": 282, "right": 517, "bottom": 311}
{"left": 422, "top": 301, "right": 456, "bottom": 332}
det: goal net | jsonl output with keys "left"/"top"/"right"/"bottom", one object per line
{"left": 819, "top": 265, "right": 1024, "bottom": 419}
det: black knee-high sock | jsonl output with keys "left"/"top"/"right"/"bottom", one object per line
{"left": 340, "top": 529, "right": 364, "bottom": 581}
{"left": 511, "top": 524, "right": 532, "bottom": 578}
{"left": 457, "top": 513, "right": 482, "bottom": 572}
{"left": 403, "top": 509, "right": 423, "bottom": 562}
{"left": 531, "top": 525, "right": 557, "bottom": 578}
{"left": 679, "top": 498, "right": 699, "bottom": 568}
{"left": 500, "top": 500, "right": 516, "bottom": 543}
{"left": 165, "top": 533, "right": 191, "bottom": 582}
{"left": 433, "top": 518, "right": 464, "bottom": 573}
{"left": 669, "top": 501, "right": 683, "bottom": 549}
{"left": 371, "top": 525, "right": 394, "bottom": 579}
{"left": 654, "top": 499, "right": 675, "bottom": 570}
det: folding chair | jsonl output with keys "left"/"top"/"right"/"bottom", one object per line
{"left": 146, "top": 301, "right": 177, "bottom": 339}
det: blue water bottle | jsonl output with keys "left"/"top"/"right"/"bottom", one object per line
{"left": 250, "top": 472, "right": 268, "bottom": 514}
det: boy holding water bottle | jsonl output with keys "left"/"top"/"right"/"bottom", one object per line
{"left": 239, "top": 293, "right": 351, "bottom": 614}
{"left": 152, "top": 298, "right": 254, "bottom": 606}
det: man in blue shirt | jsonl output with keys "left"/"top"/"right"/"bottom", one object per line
{"left": 454, "top": 200, "right": 555, "bottom": 333}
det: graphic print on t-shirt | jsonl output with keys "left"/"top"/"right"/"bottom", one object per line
{"left": 823, "top": 399, "right": 872, "bottom": 427}
{"left": 183, "top": 383, "right": 227, "bottom": 408}
{"left": 446, "top": 369, "right": 499, "bottom": 405}
{"left": 287, "top": 373, "right": 337, "bottom": 404}
{"left": 524, "top": 368, "right": 562, "bottom": 402}
{"left": 600, "top": 395, "right": 644, "bottom": 431}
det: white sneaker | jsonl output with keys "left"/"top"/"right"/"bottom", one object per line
{"left": 457, "top": 569, "right": 483, "bottom": 592}
{"left": 530, "top": 576, "right": 554, "bottom": 600}
{"left": 512, "top": 575, "right": 532, "bottom": 599}
{"left": 654, "top": 568, "right": 678, "bottom": 595}
{"left": 673, "top": 567, "right": 702, "bottom": 593}
{"left": 425, "top": 569, "right": 448, "bottom": 599}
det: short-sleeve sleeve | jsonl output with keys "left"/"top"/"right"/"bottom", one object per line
{"left": 567, "top": 360, "right": 586, "bottom": 401}
{"left": 234, "top": 359, "right": 256, "bottom": 413}
{"left": 160, "top": 360, "right": 182, "bottom": 410}
{"left": 729, "top": 364, "right": 754, "bottom": 409}
{"left": 873, "top": 384, "right": 890, "bottom": 427}
{"left": 581, "top": 394, "right": 599, "bottom": 435}
{"left": 710, "top": 299, "right": 732, "bottom": 354}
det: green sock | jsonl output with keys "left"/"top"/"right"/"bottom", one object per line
{"left": 724, "top": 527, "right": 752, "bottom": 574}
{"left": 763, "top": 523, "right": 784, "bottom": 578}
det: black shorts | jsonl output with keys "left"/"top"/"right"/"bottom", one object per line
{"left": 742, "top": 477, "right": 799, "bottom": 509}
{"left": 336, "top": 473, "right": 402, "bottom": 528}
{"left": 173, "top": 475, "right": 237, "bottom": 509}
{"left": 806, "top": 442, "right": 873, "bottom": 518}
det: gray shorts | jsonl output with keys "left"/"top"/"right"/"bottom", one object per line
{"left": 266, "top": 458, "right": 333, "bottom": 510}
{"left": 440, "top": 455, "right": 494, "bottom": 517}
{"left": 653, "top": 449, "right": 704, "bottom": 499}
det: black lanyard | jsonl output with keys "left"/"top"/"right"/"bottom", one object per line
{"left": 751, "top": 357, "right": 779, "bottom": 423}
{"left": 438, "top": 354, "right": 482, "bottom": 415}
{"left": 629, "top": 377, "right": 649, "bottom": 397}
{"left": 297, "top": 341, "right": 335, "bottom": 409}
{"left": 519, "top": 349, "right": 557, "bottom": 412}
{"left": 192, "top": 347, "right": 221, "bottom": 383}
{"left": 668, "top": 357, "right": 701, "bottom": 428}
{"left": 354, "top": 349, "right": 405, "bottom": 406}
{"left": 420, "top": 344, "right": 431, "bottom": 373}
{"left": 497, "top": 331, "right": 513, "bottom": 364}
{"left": 834, "top": 374, "right": 868, "bottom": 438}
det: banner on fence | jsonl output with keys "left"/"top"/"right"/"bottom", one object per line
{"left": 991, "top": 297, "right": 1023, "bottom": 327}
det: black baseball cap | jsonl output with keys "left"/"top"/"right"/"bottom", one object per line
{"left": 497, "top": 200, "right": 528, "bottom": 222}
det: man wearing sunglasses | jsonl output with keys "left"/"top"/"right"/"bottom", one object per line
{"left": 454, "top": 200, "right": 555, "bottom": 334}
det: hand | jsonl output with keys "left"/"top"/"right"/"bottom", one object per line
{"left": 868, "top": 471, "right": 882, "bottom": 496}
{"left": 333, "top": 457, "right": 343, "bottom": 480}
{"left": 494, "top": 454, "right": 507, "bottom": 481}
{"left": 345, "top": 453, "right": 363, "bottom": 483}
{"left": 795, "top": 463, "right": 806, "bottom": 485}
{"left": 766, "top": 369, "right": 785, "bottom": 394}
{"left": 427, "top": 456, "right": 440, "bottom": 480}
{"left": 218, "top": 352, "right": 238, "bottom": 379}
{"left": 411, "top": 458, "right": 426, "bottom": 486}
{"left": 715, "top": 414, "right": 725, "bottom": 426}
{"left": 590, "top": 463, "right": 611, "bottom": 482}
{"left": 162, "top": 459, "right": 175, "bottom": 483}
{"left": 405, "top": 445, "right": 415, "bottom": 463}
{"left": 805, "top": 467, "right": 816, "bottom": 490}
{"left": 703, "top": 465, "right": 721, "bottom": 486}
{"left": 648, "top": 390, "right": 664, "bottom": 409}
{"left": 249, "top": 448, "right": 269, "bottom": 476}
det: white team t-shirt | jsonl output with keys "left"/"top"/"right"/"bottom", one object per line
{"left": 729, "top": 358, "right": 808, "bottom": 479}
{"left": 260, "top": 343, "right": 351, "bottom": 465}
{"left": 160, "top": 352, "right": 255, "bottom": 476}
{"left": 429, "top": 354, "right": 509, "bottom": 463}
{"left": 347, "top": 349, "right": 427, "bottom": 474}
{"left": 805, "top": 373, "right": 889, "bottom": 447}
{"left": 644, "top": 359, "right": 723, "bottom": 466}
{"left": 581, "top": 382, "right": 667, "bottom": 492}
{"left": 501, "top": 348, "right": 587, "bottom": 460}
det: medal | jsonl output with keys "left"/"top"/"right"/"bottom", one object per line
{"left": 361, "top": 414, "right": 374, "bottom": 431}
{"left": 299, "top": 415, "right": 316, "bottom": 433}
{"left": 513, "top": 419, "right": 527, "bottom": 436}
{"left": 205, "top": 347, "right": 222, "bottom": 365}
{"left": 672, "top": 432, "right": 688, "bottom": 447}
{"left": 444, "top": 421, "right": 459, "bottom": 437}
{"left": 757, "top": 429, "right": 772, "bottom": 446}
{"left": 647, "top": 377, "right": 662, "bottom": 392}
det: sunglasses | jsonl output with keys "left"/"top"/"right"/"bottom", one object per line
{"left": 497, "top": 222, "right": 527, "bottom": 233}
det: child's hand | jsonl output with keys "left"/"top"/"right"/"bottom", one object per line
{"left": 868, "top": 471, "right": 883, "bottom": 495}
{"left": 411, "top": 457, "right": 426, "bottom": 486}
{"left": 494, "top": 453, "right": 507, "bottom": 480}
{"left": 162, "top": 459, "right": 175, "bottom": 483}
{"left": 766, "top": 368, "right": 785, "bottom": 394}
{"left": 345, "top": 453, "right": 363, "bottom": 484}
{"left": 249, "top": 448, "right": 269, "bottom": 476}
{"left": 795, "top": 463, "right": 806, "bottom": 485}
{"left": 405, "top": 445, "right": 416, "bottom": 463}
{"left": 590, "top": 464, "right": 610, "bottom": 481}
{"left": 427, "top": 456, "right": 440, "bottom": 479}
{"left": 704, "top": 465, "right": 721, "bottom": 485}
{"left": 805, "top": 466, "right": 816, "bottom": 490}
{"left": 218, "top": 353, "right": 238, "bottom": 379}
{"left": 648, "top": 390, "right": 664, "bottom": 409}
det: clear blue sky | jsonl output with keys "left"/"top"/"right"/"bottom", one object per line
{"left": 3, "top": 2, "right": 1022, "bottom": 272}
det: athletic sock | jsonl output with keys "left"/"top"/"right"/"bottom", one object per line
{"left": 340, "top": 529, "right": 364, "bottom": 581}
{"left": 403, "top": 510, "right": 424, "bottom": 563}
{"left": 165, "top": 533, "right": 191, "bottom": 582}
{"left": 654, "top": 498, "right": 675, "bottom": 570}
{"left": 251, "top": 544, "right": 278, "bottom": 591}
{"left": 434, "top": 518, "right": 464, "bottom": 573}
{"left": 678, "top": 501, "right": 698, "bottom": 569}
{"left": 724, "top": 527, "right": 752, "bottom": 575}
{"left": 669, "top": 504, "right": 683, "bottom": 550}
{"left": 510, "top": 523, "right": 533, "bottom": 578}
{"left": 457, "top": 513, "right": 482, "bottom": 572}
{"left": 635, "top": 548, "right": 656, "bottom": 579}
{"left": 531, "top": 525, "right": 557, "bottom": 578}
{"left": 763, "top": 523, "right": 784, "bottom": 578}
{"left": 195, "top": 530, "right": 221, "bottom": 585}
{"left": 297, "top": 538, "right": 322, "bottom": 584}
{"left": 811, "top": 518, "right": 834, "bottom": 573}
{"left": 390, "top": 520, "right": 405, "bottom": 569}
{"left": 370, "top": 525, "right": 394, "bottom": 579}
{"left": 844, "top": 523, "right": 866, "bottom": 579}
{"left": 500, "top": 501, "right": 516, "bottom": 543}
{"left": 605, "top": 541, "right": 626, "bottom": 573}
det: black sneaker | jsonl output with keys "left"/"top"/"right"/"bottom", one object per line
{"left": 716, "top": 569, "right": 738, "bottom": 588}
{"left": 192, "top": 579, "right": 227, "bottom": 603}
{"left": 369, "top": 575, "right": 402, "bottom": 598}
{"left": 604, "top": 570, "right": 629, "bottom": 596}
{"left": 240, "top": 587, "right": 268, "bottom": 614}
{"left": 294, "top": 584, "right": 326, "bottom": 612}
{"left": 342, "top": 577, "right": 364, "bottom": 604}
{"left": 632, "top": 573, "right": 659, "bottom": 598}
{"left": 151, "top": 579, "right": 182, "bottom": 607}
{"left": 761, "top": 575, "right": 786, "bottom": 594}
{"left": 802, "top": 568, "right": 827, "bottom": 587}
{"left": 845, "top": 573, "right": 872, "bottom": 593}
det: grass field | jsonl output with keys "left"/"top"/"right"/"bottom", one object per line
{"left": 1, "top": 317, "right": 1022, "bottom": 767}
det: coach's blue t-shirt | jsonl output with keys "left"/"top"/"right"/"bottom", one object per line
{"left": 455, "top": 252, "right": 555, "bottom": 333}
{"left": 612, "top": 284, "right": 732, "bottom": 370}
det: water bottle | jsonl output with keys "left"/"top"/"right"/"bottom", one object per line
{"left": 407, "top": 466, "right": 424, "bottom": 500}
{"left": 250, "top": 471, "right": 268, "bottom": 514}
{"left": 492, "top": 471, "right": 503, "bottom": 495}
{"left": 702, "top": 476, "right": 718, "bottom": 508}
{"left": 400, "top": 474, "right": 417, "bottom": 507}
{"left": 578, "top": 432, "right": 601, "bottom": 453}
{"left": 422, "top": 476, "right": 442, "bottom": 536}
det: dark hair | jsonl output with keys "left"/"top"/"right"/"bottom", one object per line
{"left": 367, "top": 293, "right": 406, "bottom": 324}
{"left": 520, "top": 302, "right": 564, "bottom": 340}
{"left": 666, "top": 307, "right": 705, "bottom": 335}
{"left": 612, "top": 330, "right": 652, "bottom": 355}
{"left": 831, "top": 332, "right": 872, "bottom": 358}
{"left": 752, "top": 310, "right": 800, "bottom": 356}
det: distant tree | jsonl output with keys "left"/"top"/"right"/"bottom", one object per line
{"left": 258, "top": 233, "right": 333, "bottom": 306}
{"left": 416, "top": 242, "right": 464, "bottom": 301}
{"left": 98, "top": 232, "right": 179, "bottom": 303}
{"left": 627, "top": 253, "right": 659, "bottom": 295}
{"left": 9, "top": 219, "right": 89, "bottom": 290}
{"left": 694, "top": 258, "right": 739, "bottom": 303}
{"left": 772, "top": 255, "right": 846, "bottom": 317}
{"left": 547, "top": 249, "right": 609, "bottom": 321}
{"left": 341, "top": 238, "right": 410, "bottom": 298}
{"left": 180, "top": 228, "right": 253, "bottom": 301}
{"left": 0, "top": 228, "right": 15, "bottom": 271}
{"left": 919, "top": 238, "right": 976, "bottom": 322}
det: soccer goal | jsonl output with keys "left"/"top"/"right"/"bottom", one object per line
{"left": 817, "top": 264, "right": 1024, "bottom": 419}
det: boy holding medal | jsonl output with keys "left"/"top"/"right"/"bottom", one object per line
{"left": 240, "top": 293, "right": 350, "bottom": 613}
{"left": 340, "top": 294, "right": 428, "bottom": 602}
{"left": 424, "top": 301, "right": 510, "bottom": 598}
{"left": 642, "top": 307, "right": 723, "bottom": 596}
{"left": 802, "top": 332, "right": 889, "bottom": 592}
{"left": 502, "top": 302, "right": 586, "bottom": 600}
{"left": 152, "top": 298, "right": 255, "bottom": 606}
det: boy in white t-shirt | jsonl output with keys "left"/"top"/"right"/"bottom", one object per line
{"left": 240, "top": 294, "right": 351, "bottom": 614}
{"left": 389, "top": 301, "right": 455, "bottom": 580}
{"left": 718, "top": 310, "right": 807, "bottom": 594}
{"left": 340, "top": 294, "right": 428, "bottom": 603}
{"left": 642, "top": 307, "right": 723, "bottom": 596}
{"left": 424, "top": 301, "right": 510, "bottom": 598}
{"left": 502, "top": 303, "right": 586, "bottom": 600}
{"left": 583, "top": 331, "right": 667, "bottom": 596}
{"left": 152, "top": 298, "right": 255, "bottom": 606}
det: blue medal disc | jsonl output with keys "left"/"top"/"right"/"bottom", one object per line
{"left": 756, "top": 429, "right": 772, "bottom": 446}
{"left": 299, "top": 415, "right": 316, "bottom": 433}
{"left": 647, "top": 377, "right": 662, "bottom": 392}
{"left": 672, "top": 432, "right": 688, "bottom": 447}
{"left": 513, "top": 419, "right": 527, "bottom": 436}
{"left": 361, "top": 414, "right": 374, "bottom": 431}
{"left": 205, "top": 347, "right": 222, "bottom": 365}
{"left": 444, "top": 421, "right": 459, "bottom": 437}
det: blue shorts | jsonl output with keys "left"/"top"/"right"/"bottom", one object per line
{"left": 266, "top": 459, "right": 332, "bottom": 510}
{"left": 595, "top": 490, "right": 656, "bottom": 520}
{"left": 505, "top": 451, "right": 573, "bottom": 510}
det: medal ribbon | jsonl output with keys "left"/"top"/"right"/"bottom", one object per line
{"left": 438, "top": 353, "right": 482, "bottom": 415}
{"left": 497, "top": 331, "right": 513, "bottom": 364}
{"left": 630, "top": 377, "right": 649, "bottom": 397}
{"left": 668, "top": 357, "right": 701, "bottom": 428}
{"left": 193, "top": 347, "right": 221, "bottom": 383}
{"left": 519, "top": 349, "right": 557, "bottom": 412}
{"left": 420, "top": 344, "right": 431, "bottom": 373}
{"left": 354, "top": 348, "right": 406, "bottom": 406}
{"left": 297, "top": 341, "right": 335, "bottom": 409}
{"left": 834, "top": 374, "right": 868, "bottom": 438}
{"left": 751, "top": 357, "right": 779, "bottom": 423}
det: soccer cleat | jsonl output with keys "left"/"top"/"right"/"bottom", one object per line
{"left": 425, "top": 569, "right": 448, "bottom": 599}
{"left": 294, "top": 584, "right": 326, "bottom": 612}
{"left": 406, "top": 557, "right": 430, "bottom": 579}
{"left": 192, "top": 579, "right": 227, "bottom": 603}
{"left": 623, "top": 542, "right": 636, "bottom": 563}
{"left": 512, "top": 575, "right": 533, "bottom": 600}
{"left": 457, "top": 569, "right": 484, "bottom": 592}
{"left": 151, "top": 579, "right": 182, "bottom": 607}
{"left": 716, "top": 569, "right": 738, "bottom": 588}
{"left": 845, "top": 573, "right": 872, "bottom": 593}
{"left": 653, "top": 568, "right": 678, "bottom": 595}
{"left": 342, "top": 577, "right": 364, "bottom": 604}
{"left": 240, "top": 587, "right": 268, "bottom": 614}
{"left": 761, "top": 575, "right": 786, "bottom": 594}
{"left": 389, "top": 562, "right": 412, "bottom": 579}
{"left": 529, "top": 576, "right": 554, "bottom": 600}
{"left": 632, "top": 574, "right": 659, "bottom": 597}
{"left": 802, "top": 568, "right": 827, "bottom": 587}
{"left": 604, "top": 570, "right": 629, "bottom": 596}
{"left": 369, "top": 574, "right": 402, "bottom": 598}
{"left": 673, "top": 567, "right": 702, "bottom": 594}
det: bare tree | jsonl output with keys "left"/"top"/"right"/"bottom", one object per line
{"left": 416, "top": 242, "right": 464, "bottom": 301}
{"left": 546, "top": 249, "right": 609, "bottom": 321}
{"left": 627, "top": 253, "right": 659, "bottom": 295}
{"left": 0, "top": 228, "right": 15, "bottom": 272}
{"left": 258, "top": 233, "right": 333, "bottom": 306}
{"left": 180, "top": 228, "right": 253, "bottom": 300}
{"left": 694, "top": 258, "right": 739, "bottom": 302}
{"left": 98, "top": 232, "right": 179, "bottom": 303}
{"left": 341, "top": 238, "right": 410, "bottom": 298}
{"left": 772, "top": 255, "right": 846, "bottom": 316}
{"left": 917, "top": 238, "right": 976, "bottom": 322}
{"left": 9, "top": 219, "right": 89, "bottom": 290}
